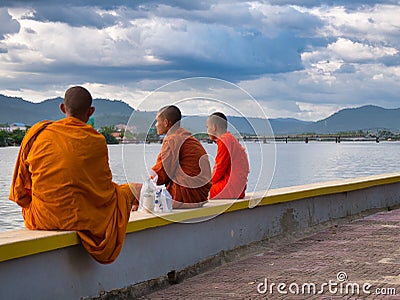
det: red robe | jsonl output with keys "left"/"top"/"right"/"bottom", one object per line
{"left": 152, "top": 127, "right": 211, "bottom": 208}
{"left": 210, "top": 131, "right": 249, "bottom": 199}
{"left": 9, "top": 117, "right": 136, "bottom": 264}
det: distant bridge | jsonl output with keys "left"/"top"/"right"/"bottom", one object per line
{"left": 123, "top": 134, "right": 382, "bottom": 144}
{"left": 242, "top": 134, "right": 381, "bottom": 143}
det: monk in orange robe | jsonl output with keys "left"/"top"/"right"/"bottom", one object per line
{"left": 9, "top": 86, "right": 141, "bottom": 264}
{"left": 152, "top": 105, "right": 211, "bottom": 208}
{"left": 206, "top": 112, "right": 249, "bottom": 199}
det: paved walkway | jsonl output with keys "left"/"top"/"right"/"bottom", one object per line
{"left": 140, "top": 209, "right": 400, "bottom": 299}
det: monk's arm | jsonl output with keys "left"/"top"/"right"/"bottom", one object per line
{"left": 9, "top": 181, "right": 32, "bottom": 208}
{"left": 152, "top": 153, "right": 170, "bottom": 185}
{"left": 152, "top": 140, "right": 178, "bottom": 185}
{"left": 212, "top": 141, "right": 230, "bottom": 184}
{"left": 116, "top": 182, "right": 142, "bottom": 212}
{"left": 9, "top": 152, "right": 32, "bottom": 208}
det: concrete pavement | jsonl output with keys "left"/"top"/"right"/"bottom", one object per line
{"left": 140, "top": 209, "right": 400, "bottom": 299}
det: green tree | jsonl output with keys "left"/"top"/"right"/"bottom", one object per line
{"left": 0, "top": 130, "right": 9, "bottom": 147}
{"left": 123, "top": 129, "right": 135, "bottom": 141}
{"left": 193, "top": 133, "right": 210, "bottom": 141}
{"left": 99, "top": 125, "right": 119, "bottom": 144}
{"left": 120, "top": 128, "right": 125, "bottom": 140}
{"left": 10, "top": 129, "right": 26, "bottom": 145}
{"left": 378, "top": 130, "right": 393, "bottom": 139}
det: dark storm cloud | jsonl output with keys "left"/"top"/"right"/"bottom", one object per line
{"left": 0, "top": 8, "right": 20, "bottom": 40}
{"left": 22, "top": 5, "right": 119, "bottom": 29}
{"left": 0, "top": 0, "right": 216, "bottom": 10}
{"left": 2, "top": 1, "right": 325, "bottom": 82}
{"left": 268, "top": 0, "right": 399, "bottom": 8}
{"left": 1, "top": 0, "right": 400, "bottom": 120}
{"left": 335, "top": 63, "right": 356, "bottom": 73}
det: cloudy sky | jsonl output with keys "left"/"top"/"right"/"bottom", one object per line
{"left": 0, "top": 0, "right": 399, "bottom": 121}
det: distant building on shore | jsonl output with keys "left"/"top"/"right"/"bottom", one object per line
{"left": 0, "top": 123, "right": 29, "bottom": 132}
{"left": 10, "top": 123, "right": 28, "bottom": 131}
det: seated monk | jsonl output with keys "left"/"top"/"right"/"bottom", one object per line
{"left": 206, "top": 112, "right": 250, "bottom": 199}
{"left": 152, "top": 105, "right": 211, "bottom": 208}
{"left": 9, "top": 86, "right": 141, "bottom": 264}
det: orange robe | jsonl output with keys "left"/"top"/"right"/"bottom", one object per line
{"left": 152, "top": 127, "right": 211, "bottom": 208}
{"left": 210, "top": 131, "right": 249, "bottom": 199}
{"left": 9, "top": 117, "right": 136, "bottom": 264}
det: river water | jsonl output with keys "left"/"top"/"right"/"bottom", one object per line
{"left": 1, "top": 141, "right": 400, "bottom": 231}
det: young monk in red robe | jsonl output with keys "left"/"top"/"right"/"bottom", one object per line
{"left": 9, "top": 86, "right": 141, "bottom": 264}
{"left": 152, "top": 105, "right": 211, "bottom": 208}
{"left": 206, "top": 112, "right": 250, "bottom": 199}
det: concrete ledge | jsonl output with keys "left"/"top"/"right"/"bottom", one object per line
{"left": 2, "top": 172, "right": 400, "bottom": 262}
{"left": 1, "top": 172, "right": 400, "bottom": 299}
{"left": 0, "top": 229, "right": 79, "bottom": 262}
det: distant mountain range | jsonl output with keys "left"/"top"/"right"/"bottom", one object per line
{"left": 0, "top": 95, "right": 134, "bottom": 128}
{"left": 1, "top": 94, "right": 399, "bottom": 135}
{"left": 304, "top": 105, "right": 400, "bottom": 134}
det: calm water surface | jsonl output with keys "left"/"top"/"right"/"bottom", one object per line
{"left": 1, "top": 141, "right": 400, "bottom": 231}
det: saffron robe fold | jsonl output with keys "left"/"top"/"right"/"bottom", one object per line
{"left": 210, "top": 131, "right": 249, "bottom": 199}
{"left": 9, "top": 117, "right": 135, "bottom": 264}
{"left": 152, "top": 127, "right": 211, "bottom": 208}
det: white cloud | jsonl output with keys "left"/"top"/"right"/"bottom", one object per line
{"left": 295, "top": 101, "right": 341, "bottom": 121}
{"left": 0, "top": 1, "right": 400, "bottom": 122}
{"left": 238, "top": 58, "right": 400, "bottom": 121}
{"left": 250, "top": 2, "right": 322, "bottom": 37}
{"left": 2, "top": 18, "right": 163, "bottom": 67}
{"left": 310, "top": 4, "right": 400, "bottom": 46}
{"left": 327, "top": 38, "right": 398, "bottom": 61}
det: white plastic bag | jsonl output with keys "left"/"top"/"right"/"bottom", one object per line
{"left": 154, "top": 185, "right": 173, "bottom": 213}
{"left": 138, "top": 176, "right": 157, "bottom": 213}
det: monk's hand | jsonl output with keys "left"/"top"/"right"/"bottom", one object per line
{"left": 131, "top": 203, "right": 139, "bottom": 212}
{"left": 129, "top": 183, "right": 142, "bottom": 211}
{"left": 130, "top": 195, "right": 139, "bottom": 212}
{"left": 149, "top": 169, "right": 158, "bottom": 181}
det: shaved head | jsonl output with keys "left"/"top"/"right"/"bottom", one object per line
{"left": 158, "top": 105, "right": 181, "bottom": 126}
{"left": 64, "top": 86, "right": 92, "bottom": 116}
{"left": 208, "top": 112, "right": 227, "bottom": 131}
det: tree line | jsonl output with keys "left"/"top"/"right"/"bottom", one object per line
{"left": 2, "top": 126, "right": 400, "bottom": 147}
{"left": 0, "top": 125, "right": 124, "bottom": 147}
{"left": 0, "top": 129, "right": 26, "bottom": 146}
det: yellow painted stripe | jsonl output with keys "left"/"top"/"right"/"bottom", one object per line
{"left": 260, "top": 175, "right": 400, "bottom": 206}
{"left": 0, "top": 231, "right": 79, "bottom": 263}
{"left": 126, "top": 173, "right": 400, "bottom": 233}
{"left": 1, "top": 173, "right": 400, "bottom": 262}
